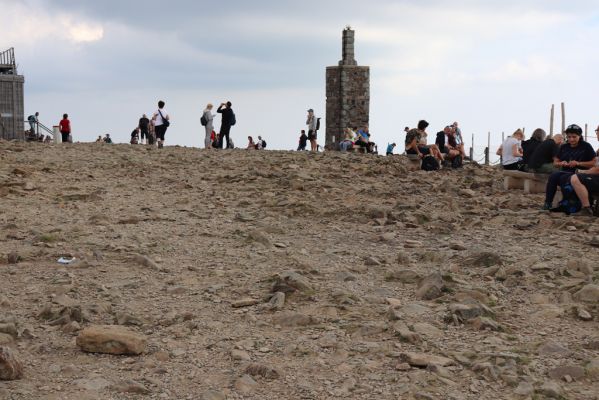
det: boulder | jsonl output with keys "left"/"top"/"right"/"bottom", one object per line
{"left": 272, "top": 271, "right": 312, "bottom": 294}
{"left": 0, "top": 347, "right": 23, "bottom": 380}
{"left": 76, "top": 325, "right": 147, "bottom": 355}
{"left": 415, "top": 272, "right": 445, "bottom": 300}
{"left": 573, "top": 284, "right": 599, "bottom": 303}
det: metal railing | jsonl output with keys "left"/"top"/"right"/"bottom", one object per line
{"left": 24, "top": 120, "right": 54, "bottom": 141}
{"left": 0, "top": 48, "right": 17, "bottom": 74}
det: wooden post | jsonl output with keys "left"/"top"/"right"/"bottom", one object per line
{"left": 561, "top": 102, "right": 566, "bottom": 134}
{"left": 501, "top": 132, "right": 505, "bottom": 165}
{"left": 485, "top": 131, "right": 490, "bottom": 165}
{"left": 470, "top": 133, "right": 474, "bottom": 161}
{"left": 585, "top": 124, "right": 588, "bottom": 142}
{"left": 550, "top": 104, "right": 555, "bottom": 138}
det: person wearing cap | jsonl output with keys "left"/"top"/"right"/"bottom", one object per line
{"left": 306, "top": 109, "right": 317, "bottom": 151}
{"left": 543, "top": 124, "right": 597, "bottom": 210}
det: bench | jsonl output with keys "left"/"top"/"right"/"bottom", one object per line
{"left": 502, "top": 170, "right": 549, "bottom": 194}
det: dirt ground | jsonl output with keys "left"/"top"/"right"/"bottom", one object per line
{"left": 0, "top": 141, "right": 598, "bottom": 400}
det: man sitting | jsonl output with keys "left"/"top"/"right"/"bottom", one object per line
{"left": 386, "top": 143, "right": 396, "bottom": 156}
{"left": 405, "top": 120, "right": 444, "bottom": 162}
{"left": 435, "top": 126, "right": 461, "bottom": 164}
{"left": 527, "top": 134, "right": 563, "bottom": 173}
{"left": 103, "top": 134, "right": 113, "bottom": 144}
{"left": 522, "top": 128, "right": 545, "bottom": 167}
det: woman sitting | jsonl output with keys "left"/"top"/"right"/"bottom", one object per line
{"left": 500, "top": 129, "right": 525, "bottom": 170}
{"left": 246, "top": 136, "right": 255, "bottom": 150}
{"left": 543, "top": 124, "right": 597, "bottom": 210}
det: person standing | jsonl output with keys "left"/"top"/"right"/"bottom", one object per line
{"left": 202, "top": 103, "right": 214, "bottom": 149}
{"left": 306, "top": 109, "right": 317, "bottom": 151}
{"left": 138, "top": 114, "right": 150, "bottom": 144}
{"left": 152, "top": 100, "right": 170, "bottom": 148}
{"left": 59, "top": 114, "right": 71, "bottom": 143}
{"left": 217, "top": 101, "right": 234, "bottom": 149}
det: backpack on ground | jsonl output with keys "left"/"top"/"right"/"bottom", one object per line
{"left": 421, "top": 155, "right": 440, "bottom": 171}
{"left": 315, "top": 118, "right": 321, "bottom": 131}
{"left": 200, "top": 114, "right": 208, "bottom": 126}
{"left": 553, "top": 183, "right": 582, "bottom": 215}
{"left": 230, "top": 112, "right": 236, "bottom": 126}
{"left": 451, "top": 155, "right": 463, "bottom": 169}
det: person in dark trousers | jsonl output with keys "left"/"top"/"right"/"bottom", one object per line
{"left": 297, "top": 130, "right": 308, "bottom": 151}
{"left": 59, "top": 114, "right": 71, "bottom": 143}
{"left": 527, "top": 134, "right": 563, "bottom": 173}
{"left": 217, "top": 101, "right": 234, "bottom": 149}
{"left": 152, "top": 101, "right": 169, "bottom": 148}
{"left": 138, "top": 114, "right": 150, "bottom": 144}
{"left": 543, "top": 124, "right": 597, "bottom": 210}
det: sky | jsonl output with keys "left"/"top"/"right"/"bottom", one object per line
{"left": 2, "top": 0, "right": 599, "bottom": 158}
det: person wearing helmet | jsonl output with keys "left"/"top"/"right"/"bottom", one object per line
{"left": 543, "top": 124, "right": 597, "bottom": 210}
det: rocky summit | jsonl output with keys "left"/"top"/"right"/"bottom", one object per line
{"left": 0, "top": 141, "right": 598, "bottom": 399}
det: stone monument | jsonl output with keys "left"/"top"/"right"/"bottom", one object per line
{"left": 325, "top": 27, "right": 370, "bottom": 149}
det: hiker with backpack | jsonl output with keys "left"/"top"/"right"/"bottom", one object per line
{"left": 543, "top": 124, "right": 597, "bottom": 212}
{"left": 405, "top": 120, "right": 444, "bottom": 170}
{"left": 297, "top": 130, "right": 308, "bottom": 151}
{"left": 217, "top": 101, "right": 235, "bottom": 149}
{"left": 256, "top": 136, "right": 266, "bottom": 150}
{"left": 152, "top": 100, "right": 170, "bottom": 148}
{"left": 201, "top": 103, "right": 214, "bottom": 149}
{"left": 306, "top": 109, "right": 318, "bottom": 151}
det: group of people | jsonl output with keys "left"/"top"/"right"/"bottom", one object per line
{"left": 338, "top": 126, "right": 377, "bottom": 153}
{"left": 201, "top": 102, "right": 236, "bottom": 149}
{"left": 95, "top": 134, "right": 113, "bottom": 144}
{"left": 129, "top": 101, "right": 170, "bottom": 148}
{"left": 499, "top": 124, "right": 599, "bottom": 216}
{"left": 403, "top": 120, "right": 466, "bottom": 169}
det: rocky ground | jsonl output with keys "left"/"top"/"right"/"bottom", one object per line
{"left": 0, "top": 140, "right": 598, "bottom": 400}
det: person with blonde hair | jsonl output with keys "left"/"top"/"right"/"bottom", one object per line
{"left": 202, "top": 103, "right": 214, "bottom": 149}
{"left": 500, "top": 129, "right": 524, "bottom": 170}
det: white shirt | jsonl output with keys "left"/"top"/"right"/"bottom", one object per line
{"left": 153, "top": 108, "right": 169, "bottom": 127}
{"left": 502, "top": 136, "right": 522, "bottom": 166}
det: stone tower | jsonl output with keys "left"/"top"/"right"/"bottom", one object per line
{"left": 0, "top": 48, "right": 25, "bottom": 140}
{"left": 325, "top": 27, "right": 370, "bottom": 149}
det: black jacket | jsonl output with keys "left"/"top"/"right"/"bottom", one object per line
{"left": 217, "top": 105, "right": 234, "bottom": 127}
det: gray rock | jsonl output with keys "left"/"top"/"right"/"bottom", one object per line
{"left": 74, "top": 377, "right": 111, "bottom": 391}
{"left": 514, "top": 381, "right": 534, "bottom": 396}
{"left": 385, "top": 269, "right": 422, "bottom": 284}
{"left": 538, "top": 341, "right": 571, "bottom": 357}
{"left": 245, "top": 363, "right": 281, "bottom": 379}
{"left": 7, "top": 251, "right": 20, "bottom": 264}
{"left": 548, "top": 365, "right": 585, "bottom": 381}
{"left": 415, "top": 272, "right": 445, "bottom": 300}
{"left": 269, "top": 292, "right": 285, "bottom": 310}
{"left": 464, "top": 251, "right": 502, "bottom": 268}
{"left": 272, "top": 271, "right": 312, "bottom": 294}
{"left": 234, "top": 374, "right": 258, "bottom": 394}
{"left": 537, "top": 381, "right": 563, "bottom": 398}
{"left": 112, "top": 379, "right": 151, "bottom": 394}
{"left": 400, "top": 351, "right": 454, "bottom": 368}
{"left": 573, "top": 284, "right": 599, "bottom": 303}
{"left": 201, "top": 390, "right": 226, "bottom": 400}
{"left": 273, "top": 313, "right": 318, "bottom": 327}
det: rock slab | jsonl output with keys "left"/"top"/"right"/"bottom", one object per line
{"left": 0, "top": 347, "right": 23, "bottom": 380}
{"left": 76, "top": 325, "right": 147, "bottom": 355}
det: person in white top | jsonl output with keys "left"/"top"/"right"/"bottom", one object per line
{"left": 202, "top": 103, "right": 214, "bottom": 149}
{"left": 499, "top": 129, "right": 524, "bottom": 170}
{"left": 152, "top": 100, "right": 170, "bottom": 148}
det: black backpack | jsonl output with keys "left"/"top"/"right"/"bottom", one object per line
{"left": 230, "top": 111, "right": 236, "bottom": 126}
{"left": 261, "top": 140, "right": 266, "bottom": 149}
{"left": 451, "top": 155, "right": 463, "bottom": 169}
{"left": 200, "top": 115, "right": 207, "bottom": 126}
{"left": 315, "top": 118, "right": 321, "bottom": 131}
{"left": 421, "top": 155, "right": 440, "bottom": 171}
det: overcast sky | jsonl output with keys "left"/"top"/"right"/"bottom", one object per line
{"left": 3, "top": 0, "right": 599, "bottom": 156}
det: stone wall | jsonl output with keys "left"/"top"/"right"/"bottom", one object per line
{"left": 0, "top": 75, "right": 25, "bottom": 140}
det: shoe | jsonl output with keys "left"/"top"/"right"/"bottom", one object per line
{"left": 550, "top": 205, "right": 566, "bottom": 213}
{"left": 542, "top": 202, "right": 552, "bottom": 210}
{"left": 577, "top": 207, "right": 594, "bottom": 217}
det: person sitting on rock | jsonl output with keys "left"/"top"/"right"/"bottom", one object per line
{"left": 435, "top": 125, "right": 460, "bottom": 162}
{"left": 386, "top": 143, "right": 396, "bottom": 156}
{"left": 95, "top": 135, "right": 102, "bottom": 143}
{"left": 543, "top": 124, "right": 597, "bottom": 210}
{"left": 527, "top": 134, "right": 563, "bottom": 173}
{"left": 500, "top": 129, "right": 524, "bottom": 170}
{"left": 405, "top": 120, "right": 444, "bottom": 162}
{"left": 522, "top": 128, "right": 545, "bottom": 168}
{"left": 246, "top": 136, "right": 255, "bottom": 150}
{"left": 339, "top": 128, "right": 354, "bottom": 152}
{"left": 130, "top": 128, "right": 140, "bottom": 144}
{"left": 569, "top": 166, "right": 599, "bottom": 217}
{"left": 103, "top": 134, "right": 113, "bottom": 144}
